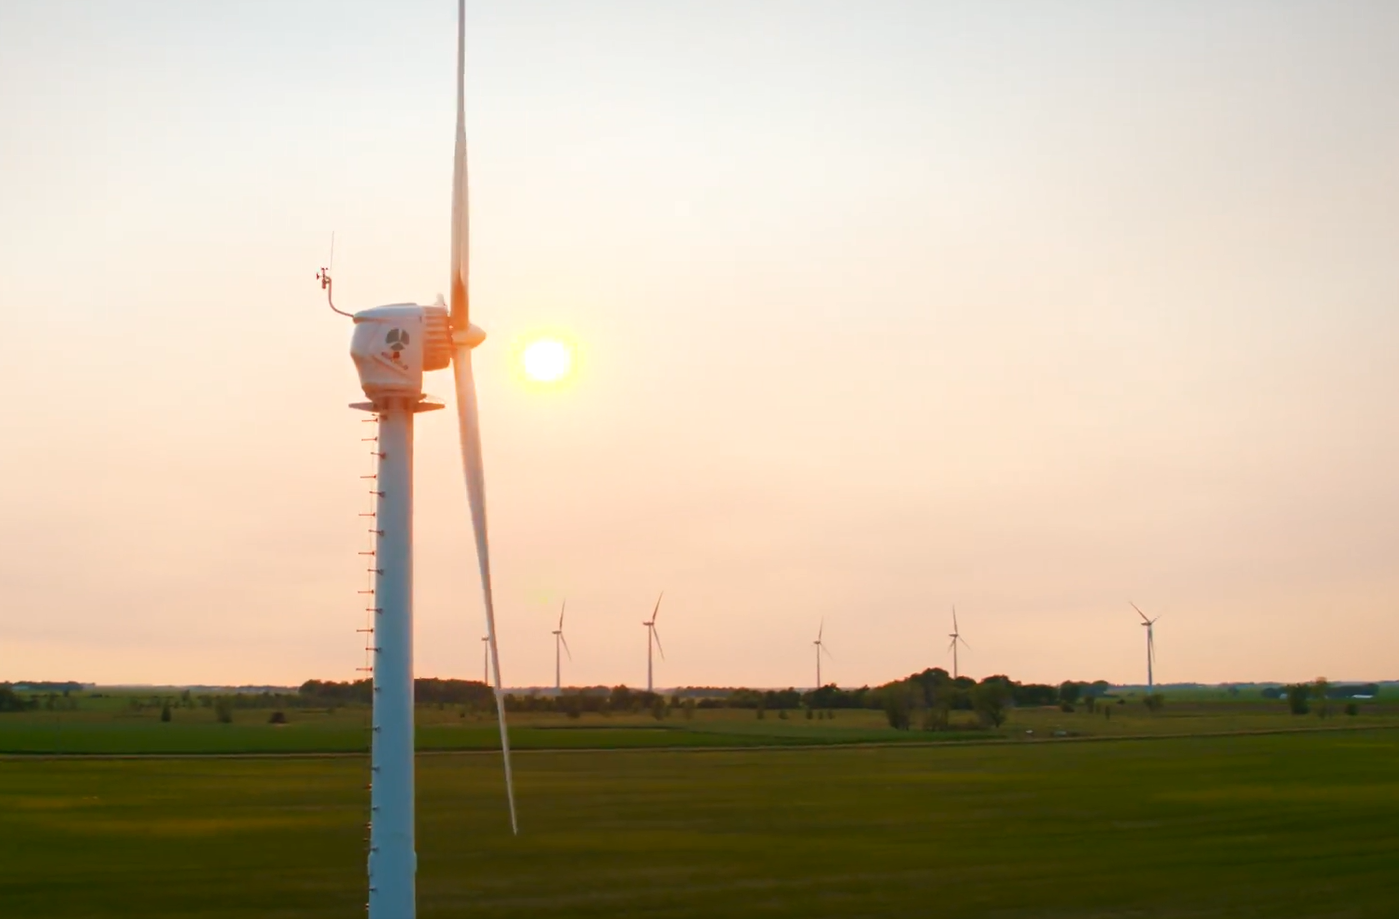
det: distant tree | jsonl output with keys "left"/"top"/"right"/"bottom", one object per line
{"left": 973, "top": 679, "right": 1012, "bottom": 728}
{"left": 1058, "top": 681, "right": 1082, "bottom": 705}
{"left": 919, "top": 703, "right": 949, "bottom": 732}
{"left": 650, "top": 697, "right": 667, "bottom": 720}
{"left": 1345, "top": 702, "right": 1359, "bottom": 716}
{"left": 804, "top": 706, "right": 814, "bottom": 720}
{"left": 883, "top": 686, "right": 913, "bottom": 730}
{"left": 1285, "top": 683, "right": 1310, "bottom": 715}
{"left": 1059, "top": 701, "right": 1075, "bottom": 713}
{"left": 756, "top": 706, "right": 765, "bottom": 720}
{"left": 214, "top": 697, "right": 234, "bottom": 724}
{"left": 681, "top": 699, "right": 695, "bottom": 721}
{"left": 0, "top": 685, "right": 37, "bottom": 713}
{"left": 160, "top": 703, "right": 172, "bottom": 723}
{"left": 1084, "top": 696, "right": 1096, "bottom": 714}
{"left": 777, "top": 708, "right": 789, "bottom": 720}
{"left": 1312, "top": 677, "right": 1331, "bottom": 719}
{"left": 268, "top": 711, "right": 287, "bottom": 724}
{"left": 1143, "top": 693, "right": 1164, "bottom": 713}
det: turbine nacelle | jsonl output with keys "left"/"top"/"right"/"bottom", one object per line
{"left": 350, "top": 303, "right": 452, "bottom": 405}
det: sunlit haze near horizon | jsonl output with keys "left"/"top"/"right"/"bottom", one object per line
{"left": 2, "top": 1, "right": 1397, "bottom": 689}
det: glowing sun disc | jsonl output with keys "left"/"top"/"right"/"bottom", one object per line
{"left": 522, "top": 339, "right": 572, "bottom": 383}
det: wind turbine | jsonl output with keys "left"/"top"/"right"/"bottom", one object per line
{"left": 643, "top": 593, "right": 664, "bottom": 694}
{"left": 947, "top": 606, "right": 969, "bottom": 679}
{"left": 1132, "top": 603, "right": 1158, "bottom": 691}
{"left": 812, "top": 619, "right": 832, "bottom": 689}
{"left": 327, "top": 3, "right": 517, "bottom": 915}
{"left": 552, "top": 601, "right": 571, "bottom": 695}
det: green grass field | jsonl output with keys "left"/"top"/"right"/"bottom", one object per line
{"left": 3, "top": 729, "right": 1398, "bottom": 918}
{"left": 5, "top": 692, "right": 1397, "bottom": 755}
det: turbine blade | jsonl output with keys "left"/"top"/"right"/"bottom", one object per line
{"left": 952, "top": 605, "right": 958, "bottom": 632}
{"left": 958, "top": 636, "right": 971, "bottom": 650}
{"left": 817, "top": 618, "right": 824, "bottom": 642}
{"left": 947, "top": 638, "right": 957, "bottom": 653}
{"left": 448, "top": 0, "right": 469, "bottom": 332}
{"left": 821, "top": 643, "right": 834, "bottom": 660}
{"left": 453, "top": 345, "right": 517, "bottom": 835}
{"left": 1131, "top": 601, "right": 1150, "bottom": 623}
{"left": 652, "top": 626, "right": 666, "bottom": 660}
{"left": 651, "top": 591, "right": 664, "bottom": 624}
{"left": 560, "top": 632, "right": 572, "bottom": 661}
{"left": 558, "top": 599, "right": 566, "bottom": 630}
{"left": 446, "top": 0, "right": 513, "bottom": 834}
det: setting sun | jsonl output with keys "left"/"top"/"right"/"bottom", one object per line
{"left": 522, "top": 339, "right": 572, "bottom": 383}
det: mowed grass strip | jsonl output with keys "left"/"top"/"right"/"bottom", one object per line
{"left": 2, "top": 730, "right": 1398, "bottom": 918}
{"left": 0, "top": 707, "right": 977, "bottom": 754}
{"left": 7, "top": 702, "right": 1397, "bottom": 755}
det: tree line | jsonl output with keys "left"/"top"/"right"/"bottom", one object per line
{"left": 294, "top": 670, "right": 1113, "bottom": 730}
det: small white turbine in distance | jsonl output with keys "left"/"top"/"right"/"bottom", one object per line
{"left": 643, "top": 593, "right": 665, "bottom": 694}
{"left": 1132, "top": 603, "right": 1159, "bottom": 692}
{"left": 948, "top": 606, "right": 970, "bottom": 679}
{"left": 552, "top": 600, "right": 571, "bottom": 695}
{"left": 813, "top": 619, "right": 833, "bottom": 689}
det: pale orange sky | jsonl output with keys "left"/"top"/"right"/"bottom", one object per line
{"left": 1, "top": 1, "right": 1396, "bottom": 688}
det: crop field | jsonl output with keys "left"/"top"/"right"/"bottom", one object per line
{"left": 3, "top": 728, "right": 1398, "bottom": 918}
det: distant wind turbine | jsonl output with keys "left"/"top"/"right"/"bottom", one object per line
{"left": 947, "top": 606, "right": 970, "bottom": 679}
{"left": 643, "top": 593, "right": 664, "bottom": 694}
{"left": 552, "top": 600, "right": 571, "bottom": 694}
{"left": 1131, "top": 603, "right": 1159, "bottom": 691}
{"left": 813, "top": 619, "right": 833, "bottom": 689}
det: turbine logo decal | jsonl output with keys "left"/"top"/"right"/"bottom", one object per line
{"left": 380, "top": 328, "right": 411, "bottom": 371}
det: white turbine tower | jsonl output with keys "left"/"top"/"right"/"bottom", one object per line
{"left": 812, "top": 619, "right": 832, "bottom": 689}
{"left": 1132, "top": 603, "right": 1159, "bottom": 692}
{"left": 947, "top": 606, "right": 969, "bottom": 679}
{"left": 552, "top": 601, "right": 571, "bottom": 695}
{"left": 643, "top": 593, "right": 665, "bottom": 694}
{"left": 325, "top": 3, "right": 517, "bottom": 915}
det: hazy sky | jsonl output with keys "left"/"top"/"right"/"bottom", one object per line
{"left": 2, "top": 1, "right": 1397, "bottom": 689}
